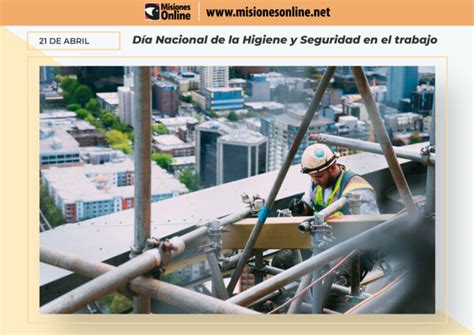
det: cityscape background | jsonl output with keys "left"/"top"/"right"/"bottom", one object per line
{"left": 39, "top": 65, "right": 435, "bottom": 226}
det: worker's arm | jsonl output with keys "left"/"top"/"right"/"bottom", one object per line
{"left": 347, "top": 189, "right": 380, "bottom": 215}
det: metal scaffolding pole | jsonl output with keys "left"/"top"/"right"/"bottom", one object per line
{"left": 41, "top": 207, "right": 252, "bottom": 314}
{"left": 132, "top": 66, "right": 152, "bottom": 314}
{"left": 40, "top": 246, "right": 259, "bottom": 314}
{"left": 227, "top": 67, "right": 336, "bottom": 295}
{"left": 205, "top": 251, "right": 229, "bottom": 300}
{"left": 182, "top": 208, "right": 251, "bottom": 246}
{"left": 247, "top": 282, "right": 300, "bottom": 309}
{"left": 424, "top": 109, "right": 436, "bottom": 215}
{"left": 227, "top": 212, "right": 415, "bottom": 307}
{"left": 351, "top": 67, "right": 418, "bottom": 215}
{"left": 265, "top": 266, "right": 370, "bottom": 300}
{"left": 287, "top": 274, "right": 312, "bottom": 314}
{"left": 313, "top": 133, "right": 436, "bottom": 165}
{"left": 40, "top": 237, "right": 185, "bottom": 314}
{"left": 203, "top": 219, "right": 229, "bottom": 300}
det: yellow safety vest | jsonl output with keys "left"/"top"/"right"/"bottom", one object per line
{"left": 312, "top": 167, "right": 374, "bottom": 215}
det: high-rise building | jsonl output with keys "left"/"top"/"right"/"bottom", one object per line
{"left": 216, "top": 130, "right": 267, "bottom": 184}
{"left": 196, "top": 120, "right": 267, "bottom": 187}
{"left": 152, "top": 81, "right": 179, "bottom": 117}
{"left": 260, "top": 108, "right": 335, "bottom": 171}
{"left": 195, "top": 121, "right": 234, "bottom": 188}
{"left": 205, "top": 87, "right": 244, "bottom": 111}
{"left": 245, "top": 74, "right": 271, "bottom": 102}
{"left": 117, "top": 85, "right": 135, "bottom": 127}
{"left": 386, "top": 67, "right": 419, "bottom": 108}
{"left": 199, "top": 66, "right": 229, "bottom": 91}
{"left": 411, "top": 85, "right": 434, "bottom": 114}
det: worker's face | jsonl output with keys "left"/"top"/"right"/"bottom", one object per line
{"left": 309, "top": 169, "right": 332, "bottom": 189}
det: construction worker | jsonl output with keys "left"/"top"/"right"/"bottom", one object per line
{"left": 289, "top": 143, "right": 379, "bottom": 216}
{"left": 289, "top": 143, "right": 382, "bottom": 290}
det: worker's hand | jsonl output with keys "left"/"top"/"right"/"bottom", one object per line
{"left": 289, "top": 198, "right": 305, "bottom": 216}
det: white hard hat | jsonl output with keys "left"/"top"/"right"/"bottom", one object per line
{"left": 301, "top": 143, "right": 339, "bottom": 174}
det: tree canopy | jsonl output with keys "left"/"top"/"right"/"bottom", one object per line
{"left": 227, "top": 111, "right": 239, "bottom": 122}
{"left": 40, "top": 183, "right": 65, "bottom": 227}
{"left": 72, "top": 85, "right": 94, "bottom": 107}
{"left": 178, "top": 169, "right": 200, "bottom": 192}
{"left": 152, "top": 152, "right": 173, "bottom": 170}
{"left": 152, "top": 123, "right": 168, "bottom": 135}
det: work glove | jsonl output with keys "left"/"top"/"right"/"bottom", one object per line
{"left": 289, "top": 198, "right": 305, "bottom": 216}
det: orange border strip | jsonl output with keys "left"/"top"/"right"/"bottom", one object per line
{"left": 1, "top": 0, "right": 473, "bottom": 26}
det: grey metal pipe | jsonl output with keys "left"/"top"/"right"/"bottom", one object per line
{"left": 205, "top": 251, "right": 229, "bottom": 300}
{"left": 40, "top": 245, "right": 134, "bottom": 299}
{"left": 40, "top": 246, "right": 259, "bottom": 314}
{"left": 132, "top": 66, "right": 152, "bottom": 252}
{"left": 298, "top": 197, "right": 347, "bottom": 233}
{"left": 310, "top": 196, "right": 347, "bottom": 314}
{"left": 315, "top": 197, "right": 348, "bottom": 223}
{"left": 227, "top": 212, "right": 414, "bottom": 307}
{"left": 311, "top": 266, "right": 327, "bottom": 313}
{"left": 181, "top": 208, "right": 252, "bottom": 247}
{"left": 40, "top": 237, "right": 185, "bottom": 314}
{"left": 247, "top": 282, "right": 300, "bottom": 308}
{"left": 132, "top": 66, "right": 152, "bottom": 314}
{"left": 130, "top": 276, "right": 259, "bottom": 314}
{"left": 287, "top": 274, "right": 312, "bottom": 314}
{"left": 227, "top": 67, "right": 337, "bottom": 295}
{"left": 221, "top": 249, "right": 277, "bottom": 272}
{"left": 265, "top": 265, "right": 284, "bottom": 276}
{"left": 314, "top": 133, "right": 435, "bottom": 165}
{"left": 424, "top": 110, "right": 435, "bottom": 215}
{"left": 351, "top": 67, "right": 418, "bottom": 215}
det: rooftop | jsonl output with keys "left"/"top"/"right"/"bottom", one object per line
{"left": 152, "top": 134, "right": 185, "bottom": 146}
{"left": 219, "top": 129, "right": 266, "bottom": 145}
{"left": 41, "top": 160, "right": 188, "bottom": 204}
{"left": 96, "top": 92, "right": 119, "bottom": 105}
{"left": 40, "top": 128, "right": 80, "bottom": 155}
{"left": 172, "top": 155, "right": 196, "bottom": 165}
{"left": 229, "top": 78, "right": 247, "bottom": 84}
{"left": 40, "top": 110, "right": 76, "bottom": 120}
{"left": 155, "top": 116, "right": 199, "bottom": 128}
{"left": 197, "top": 120, "right": 239, "bottom": 134}
{"left": 244, "top": 101, "right": 285, "bottom": 110}
{"left": 206, "top": 87, "right": 243, "bottom": 93}
{"left": 273, "top": 109, "right": 333, "bottom": 128}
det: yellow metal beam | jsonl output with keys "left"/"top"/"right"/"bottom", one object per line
{"left": 222, "top": 214, "right": 395, "bottom": 249}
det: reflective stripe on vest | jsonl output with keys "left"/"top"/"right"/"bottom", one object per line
{"left": 312, "top": 170, "right": 373, "bottom": 214}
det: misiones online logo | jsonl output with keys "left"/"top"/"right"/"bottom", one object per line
{"left": 145, "top": 3, "right": 192, "bottom": 21}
